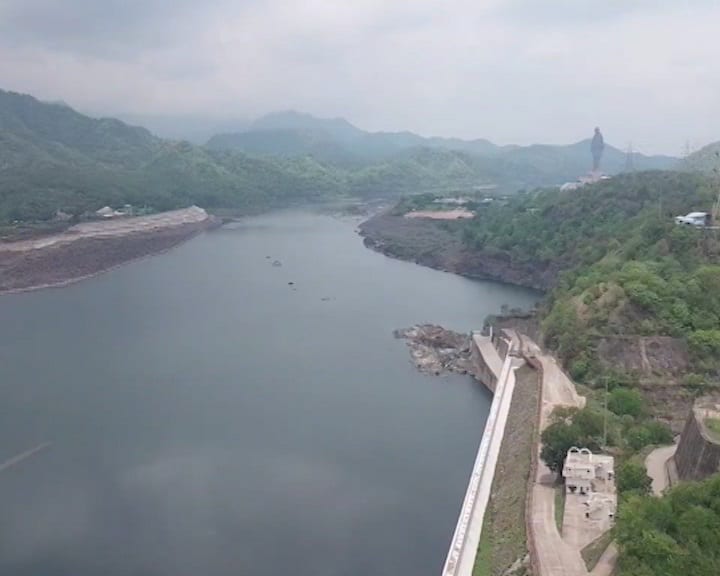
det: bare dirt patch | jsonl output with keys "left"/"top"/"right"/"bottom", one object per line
{"left": 404, "top": 209, "right": 475, "bottom": 220}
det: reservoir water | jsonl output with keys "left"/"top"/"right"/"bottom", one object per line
{"left": 0, "top": 211, "right": 538, "bottom": 576}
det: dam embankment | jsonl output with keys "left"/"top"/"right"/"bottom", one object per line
{"left": 442, "top": 329, "right": 530, "bottom": 576}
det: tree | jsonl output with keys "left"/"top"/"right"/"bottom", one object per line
{"left": 540, "top": 407, "right": 605, "bottom": 473}
{"left": 616, "top": 475, "right": 720, "bottom": 576}
{"left": 540, "top": 421, "right": 583, "bottom": 473}
{"left": 617, "top": 461, "right": 652, "bottom": 495}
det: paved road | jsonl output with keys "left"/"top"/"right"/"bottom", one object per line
{"left": 521, "top": 334, "right": 592, "bottom": 576}
{"left": 530, "top": 460, "right": 590, "bottom": 576}
{"left": 645, "top": 444, "right": 677, "bottom": 496}
{"left": 536, "top": 354, "right": 586, "bottom": 428}
{"left": 591, "top": 543, "right": 618, "bottom": 576}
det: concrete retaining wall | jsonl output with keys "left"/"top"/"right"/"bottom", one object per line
{"left": 442, "top": 338, "right": 521, "bottom": 576}
{"left": 674, "top": 406, "right": 720, "bottom": 481}
{"left": 470, "top": 334, "right": 504, "bottom": 393}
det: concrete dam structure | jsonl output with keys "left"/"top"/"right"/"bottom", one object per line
{"left": 441, "top": 329, "right": 523, "bottom": 576}
{"left": 672, "top": 395, "right": 720, "bottom": 481}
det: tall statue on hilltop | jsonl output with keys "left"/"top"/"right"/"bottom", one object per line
{"left": 591, "top": 127, "right": 605, "bottom": 172}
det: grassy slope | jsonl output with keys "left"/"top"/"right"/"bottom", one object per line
{"left": 473, "top": 364, "right": 539, "bottom": 576}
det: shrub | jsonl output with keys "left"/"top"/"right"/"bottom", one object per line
{"left": 626, "top": 426, "right": 653, "bottom": 451}
{"left": 617, "top": 461, "right": 652, "bottom": 496}
{"left": 644, "top": 420, "right": 673, "bottom": 445}
{"left": 608, "top": 387, "right": 644, "bottom": 418}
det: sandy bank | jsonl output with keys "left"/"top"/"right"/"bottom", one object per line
{"left": 0, "top": 207, "right": 219, "bottom": 294}
{"left": 404, "top": 209, "right": 475, "bottom": 220}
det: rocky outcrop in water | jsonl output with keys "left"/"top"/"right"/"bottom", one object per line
{"left": 394, "top": 324, "right": 475, "bottom": 376}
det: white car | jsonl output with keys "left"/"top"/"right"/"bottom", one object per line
{"left": 675, "top": 212, "right": 710, "bottom": 227}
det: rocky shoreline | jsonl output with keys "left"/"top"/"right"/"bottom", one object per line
{"left": 0, "top": 208, "right": 220, "bottom": 294}
{"left": 394, "top": 324, "right": 477, "bottom": 377}
{"left": 359, "top": 212, "right": 557, "bottom": 291}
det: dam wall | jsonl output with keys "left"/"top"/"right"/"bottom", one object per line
{"left": 673, "top": 396, "right": 720, "bottom": 481}
{"left": 442, "top": 331, "right": 522, "bottom": 576}
{"left": 470, "top": 332, "right": 505, "bottom": 393}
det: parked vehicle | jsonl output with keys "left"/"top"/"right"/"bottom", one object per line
{"left": 675, "top": 211, "right": 711, "bottom": 227}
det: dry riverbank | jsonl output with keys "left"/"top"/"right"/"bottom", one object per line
{"left": 0, "top": 207, "right": 219, "bottom": 293}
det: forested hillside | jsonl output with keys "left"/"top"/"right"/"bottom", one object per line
{"left": 0, "top": 90, "right": 619, "bottom": 225}
{"left": 459, "top": 171, "right": 720, "bottom": 380}
{"left": 208, "top": 110, "right": 678, "bottom": 182}
{"left": 616, "top": 474, "right": 720, "bottom": 575}
{"left": 683, "top": 141, "right": 720, "bottom": 173}
{"left": 0, "top": 90, "right": 346, "bottom": 223}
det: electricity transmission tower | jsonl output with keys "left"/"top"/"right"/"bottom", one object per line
{"left": 624, "top": 142, "right": 635, "bottom": 172}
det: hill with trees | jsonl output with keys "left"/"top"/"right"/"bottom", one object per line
{"left": 683, "top": 141, "right": 720, "bottom": 173}
{"left": 207, "top": 110, "right": 678, "bottom": 183}
{"left": 455, "top": 171, "right": 720, "bottom": 386}
{"left": 7, "top": 89, "right": 677, "bottom": 226}
{"left": 0, "top": 89, "right": 346, "bottom": 223}
{"left": 616, "top": 474, "right": 720, "bottom": 576}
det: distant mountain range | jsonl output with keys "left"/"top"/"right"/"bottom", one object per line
{"left": 207, "top": 110, "right": 679, "bottom": 180}
{"left": 0, "top": 89, "right": 342, "bottom": 222}
{"left": 0, "top": 88, "right": 683, "bottom": 224}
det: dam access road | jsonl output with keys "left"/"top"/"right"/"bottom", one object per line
{"left": 442, "top": 328, "right": 619, "bottom": 576}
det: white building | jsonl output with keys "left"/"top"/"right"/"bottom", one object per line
{"left": 562, "top": 447, "right": 614, "bottom": 495}
{"left": 96, "top": 206, "right": 116, "bottom": 218}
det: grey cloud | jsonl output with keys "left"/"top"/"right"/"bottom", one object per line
{"left": 491, "top": 0, "right": 714, "bottom": 24}
{"left": 0, "top": 0, "right": 719, "bottom": 155}
{"left": 0, "top": 0, "right": 217, "bottom": 57}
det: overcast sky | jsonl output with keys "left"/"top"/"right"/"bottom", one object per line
{"left": 1, "top": 0, "right": 718, "bottom": 154}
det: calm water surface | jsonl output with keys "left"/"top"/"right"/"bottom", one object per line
{"left": 0, "top": 211, "right": 538, "bottom": 576}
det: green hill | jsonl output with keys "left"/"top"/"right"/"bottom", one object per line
{"left": 0, "top": 89, "right": 343, "bottom": 222}
{"left": 501, "top": 140, "right": 677, "bottom": 183}
{"left": 207, "top": 110, "right": 678, "bottom": 184}
{"left": 458, "top": 170, "right": 720, "bottom": 380}
{"left": 683, "top": 141, "right": 720, "bottom": 173}
{"left": 4, "top": 88, "right": 616, "bottom": 224}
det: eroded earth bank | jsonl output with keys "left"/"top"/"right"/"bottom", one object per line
{"left": 0, "top": 207, "right": 219, "bottom": 293}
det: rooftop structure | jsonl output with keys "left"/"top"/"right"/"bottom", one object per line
{"left": 562, "top": 447, "right": 614, "bottom": 495}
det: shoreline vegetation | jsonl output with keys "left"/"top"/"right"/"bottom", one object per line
{"left": 360, "top": 172, "right": 720, "bottom": 429}
{"left": 363, "top": 170, "right": 720, "bottom": 576}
